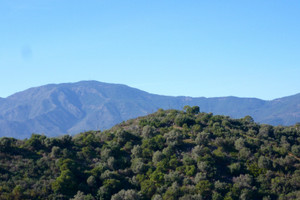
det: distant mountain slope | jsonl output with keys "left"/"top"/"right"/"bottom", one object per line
{"left": 0, "top": 81, "right": 299, "bottom": 138}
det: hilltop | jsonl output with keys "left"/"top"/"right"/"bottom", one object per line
{"left": 0, "top": 108, "right": 299, "bottom": 199}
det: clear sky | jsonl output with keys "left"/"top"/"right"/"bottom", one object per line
{"left": 1, "top": 0, "right": 299, "bottom": 100}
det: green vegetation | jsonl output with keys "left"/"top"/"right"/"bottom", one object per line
{"left": 0, "top": 106, "right": 300, "bottom": 199}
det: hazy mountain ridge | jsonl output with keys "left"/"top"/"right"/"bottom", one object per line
{"left": 0, "top": 81, "right": 299, "bottom": 138}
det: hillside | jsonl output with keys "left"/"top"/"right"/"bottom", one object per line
{"left": 0, "top": 107, "right": 299, "bottom": 199}
{"left": 0, "top": 81, "right": 300, "bottom": 138}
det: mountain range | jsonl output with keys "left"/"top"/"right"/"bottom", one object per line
{"left": 0, "top": 80, "right": 299, "bottom": 138}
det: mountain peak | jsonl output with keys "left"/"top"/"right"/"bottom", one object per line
{"left": 0, "top": 81, "right": 299, "bottom": 138}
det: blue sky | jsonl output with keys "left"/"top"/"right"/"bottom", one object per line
{"left": 1, "top": 0, "right": 299, "bottom": 100}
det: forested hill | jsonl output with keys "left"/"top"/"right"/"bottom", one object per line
{"left": 0, "top": 81, "right": 300, "bottom": 138}
{"left": 0, "top": 107, "right": 300, "bottom": 199}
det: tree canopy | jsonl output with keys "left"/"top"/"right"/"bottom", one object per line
{"left": 0, "top": 108, "right": 299, "bottom": 199}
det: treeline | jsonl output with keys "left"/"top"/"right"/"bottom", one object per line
{"left": 0, "top": 106, "right": 300, "bottom": 199}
